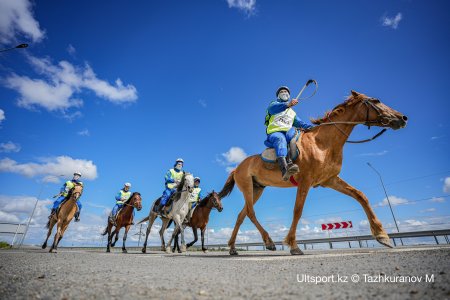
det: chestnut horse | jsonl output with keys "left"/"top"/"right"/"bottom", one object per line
{"left": 218, "top": 91, "right": 407, "bottom": 255}
{"left": 42, "top": 184, "right": 83, "bottom": 253}
{"left": 102, "top": 192, "right": 142, "bottom": 253}
{"left": 171, "top": 191, "right": 223, "bottom": 253}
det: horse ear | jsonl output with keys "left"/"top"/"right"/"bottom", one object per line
{"left": 351, "top": 90, "right": 359, "bottom": 97}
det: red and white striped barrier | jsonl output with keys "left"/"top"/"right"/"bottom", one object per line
{"left": 321, "top": 221, "right": 353, "bottom": 230}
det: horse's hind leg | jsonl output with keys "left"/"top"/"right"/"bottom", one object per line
{"left": 228, "top": 184, "right": 265, "bottom": 255}
{"left": 142, "top": 213, "right": 156, "bottom": 253}
{"left": 159, "top": 218, "right": 170, "bottom": 252}
{"left": 122, "top": 225, "right": 130, "bottom": 253}
{"left": 187, "top": 227, "right": 198, "bottom": 248}
{"left": 106, "top": 223, "right": 113, "bottom": 252}
{"left": 111, "top": 228, "right": 120, "bottom": 247}
{"left": 322, "top": 176, "right": 392, "bottom": 248}
{"left": 42, "top": 218, "right": 56, "bottom": 249}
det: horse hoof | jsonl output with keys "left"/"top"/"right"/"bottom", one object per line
{"left": 376, "top": 237, "right": 394, "bottom": 248}
{"left": 41, "top": 244, "right": 46, "bottom": 249}
{"left": 177, "top": 250, "right": 182, "bottom": 253}
{"left": 202, "top": 249, "right": 208, "bottom": 253}
{"left": 181, "top": 246, "right": 187, "bottom": 253}
{"left": 122, "top": 249, "right": 128, "bottom": 253}
{"left": 165, "top": 247, "right": 172, "bottom": 254}
{"left": 290, "top": 247, "right": 304, "bottom": 255}
{"left": 141, "top": 248, "right": 146, "bottom": 254}
{"left": 229, "top": 248, "right": 238, "bottom": 256}
{"left": 106, "top": 249, "right": 110, "bottom": 253}
{"left": 266, "top": 243, "right": 276, "bottom": 251}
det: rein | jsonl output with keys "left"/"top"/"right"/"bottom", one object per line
{"left": 313, "top": 97, "right": 390, "bottom": 144}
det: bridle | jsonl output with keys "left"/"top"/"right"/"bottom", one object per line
{"left": 315, "top": 97, "right": 393, "bottom": 144}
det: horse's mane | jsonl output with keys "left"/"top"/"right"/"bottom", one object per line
{"left": 172, "top": 172, "right": 187, "bottom": 202}
{"left": 124, "top": 192, "right": 140, "bottom": 204}
{"left": 197, "top": 191, "right": 216, "bottom": 207}
{"left": 310, "top": 93, "right": 362, "bottom": 125}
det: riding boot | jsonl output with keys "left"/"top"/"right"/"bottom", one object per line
{"left": 277, "top": 157, "right": 290, "bottom": 181}
{"left": 286, "top": 154, "right": 300, "bottom": 174}
{"left": 74, "top": 211, "right": 80, "bottom": 222}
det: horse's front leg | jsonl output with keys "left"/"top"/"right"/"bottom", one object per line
{"left": 180, "top": 224, "right": 186, "bottom": 253}
{"left": 166, "top": 217, "right": 180, "bottom": 253}
{"left": 284, "top": 179, "right": 312, "bottom": 255}
{"left": 122, "top": 225, "right": 131, "bottom": 253}
{"left": 201, "top": 227, "right": 208, "bottom": 252}
{"left": 322, "top": 176, "right": 392, "bottom": 248}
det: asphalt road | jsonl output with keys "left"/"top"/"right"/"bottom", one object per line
{"left": 1, "top": 245, "right": 449, "bottom": 299}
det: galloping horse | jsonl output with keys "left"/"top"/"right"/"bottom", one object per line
{"left": 218, "top": 91, "right": 407, "bottom": 255}
{"left": 102, "top": 192, "right": 142, "bottom": 253}
{"left": 171, "top": 191, "right": 223, "bottom": 253}
{"left": 42, "top": 184, "right": 83, "bottom": 253}
{"left": 139, "top": 173, "right": 194, "bottom": 253}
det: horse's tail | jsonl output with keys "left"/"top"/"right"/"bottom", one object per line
{"left": 137, "top": 216, "right": 149, "bottom": 225}
{"left": 218, "top": 170, "right": 236, "bottom": 199}
{"left": 101, "top": 217, "right": 111, "bottom": 236}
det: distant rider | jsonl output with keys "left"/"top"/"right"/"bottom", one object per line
{"left": 110, "top": 182, "right": 132, "bottom": 225}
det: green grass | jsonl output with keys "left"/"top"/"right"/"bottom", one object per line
{"left": 0, "top": 241, "right": 10, "bottom": 249}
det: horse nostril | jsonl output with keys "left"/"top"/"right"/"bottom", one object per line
{"left": 402, "top": 115, "right": 408, "bottom": 121}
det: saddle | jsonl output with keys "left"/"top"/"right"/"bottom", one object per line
{"left": 153, "top": 194, "right": 177, "bottom": 216}
{"left": 260, "top": 130, "right": 301, "bottom": 169}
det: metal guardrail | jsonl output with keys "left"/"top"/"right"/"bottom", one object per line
{"left": 205, "top": 229, "right": 450, "bottom": 250}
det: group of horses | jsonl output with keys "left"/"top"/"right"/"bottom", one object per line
{"left": 42, "top": 91, "right": 407, "bottom": 255}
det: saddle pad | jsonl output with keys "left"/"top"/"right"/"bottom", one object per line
{"left": 260, "top": 131, "right": 301, "bottom": 163}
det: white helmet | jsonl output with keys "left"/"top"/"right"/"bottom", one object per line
{"left": 194, "top": 177, "right": 201, "bottom": 182}
{"left": 175, "top": 158, "right": 184, "bottom": 163}
{"left": 73, "top": 171, "right": 82, "bottom": 177}
{"left": 124, "top": 182, "right": 131, "bottom": 187}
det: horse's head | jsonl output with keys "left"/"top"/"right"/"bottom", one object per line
{"left": 130, "top": 192, "right": 142, "bottom": 211}
{"left": 349, "top": 90, "right": 408, "bottom": 130}
{"left": 209, "top": 190, "right": 223, "bottom": 212}
{"left": 183, "top": 173, "right": 195, "bottom": 193}
{"left": 70, "top": 184, "right": 83, "bottom": 200}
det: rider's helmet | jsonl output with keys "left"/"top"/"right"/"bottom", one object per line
{"left": 73, "top": 171, "right": 82, "bottom": 177}
{"left": 276, "top": 86, "right": 290, "bottom": 98}
{"left": 194, "top": 177, "right": 201, "bottom": 183}
{"left": 124, "top": 182, "right": 131, "bottom": 187}
{"left": 174, "top": 158, "right": 184, "bottom": 168}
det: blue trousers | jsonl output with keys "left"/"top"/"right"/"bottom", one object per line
{"left": 52, "top": 196, "right": 82, "bottom": 212}
{"left": 111, "top": 204, "right": 123, "bottom": 216}
{"left": 264, "top": 128, "right": 296, "bottom": 157}
{"left": 160, "top": 188, "right": 176, "bottom": 205}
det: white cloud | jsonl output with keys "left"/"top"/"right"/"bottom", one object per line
{"left": 4, "top": 55, "right": 138, "bottom": 112}
{"left": 198, "top": 99, "right": 207, "bottom": 108}
{"left": 0, "top": 0, "right": 45, "bottom": 44}
{"left": 0, "top": 141, "right": 21, "bottom": 153}
{"left": 0, "top": 109, "right": 5, "bottom": 124}
{"left": 226, "top": 0, "right": 256, "bottom": 16}
{"left": 358, "top": 150, "right": 388, "bottom": 157}
{"left": 402, "top": 219, "right": 427, "bottom": 227}
{"left": 220, "top": 147, "right": 248, "bottom": 172}
{"left": 77, "top": 129, "right": 90, "bottom": 136}
{"left": 67, "top": 44, "right": 76, "bottom": 56}
{"left": 0, "top": 195, "right": 51, "bottom": 225}
{"left": 222, "top": 147, "right": 247, "bottom": 164}
{"left": 0, "top": 155, "right": 98, "bottom": 180}
{"left": 430, "top": 196, "right": 445, "bottom": 203}
{"left": 377, "top": 195, "right": 409, "bottom": 207}
{"left": 381, "top": 13, "right": 402, "bottom": 29}
{"left": 419, "top": 208, "right": 436, "bottom": 213}
{"left": 444, "top": 177, "right": 450, "bottom": 194}
{"left": 431, "top": 135, "right": 444, "bottom": 141}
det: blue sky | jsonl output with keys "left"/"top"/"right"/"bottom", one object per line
{"left": 0, "top": 0, "right": 449, "bottom": 247}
